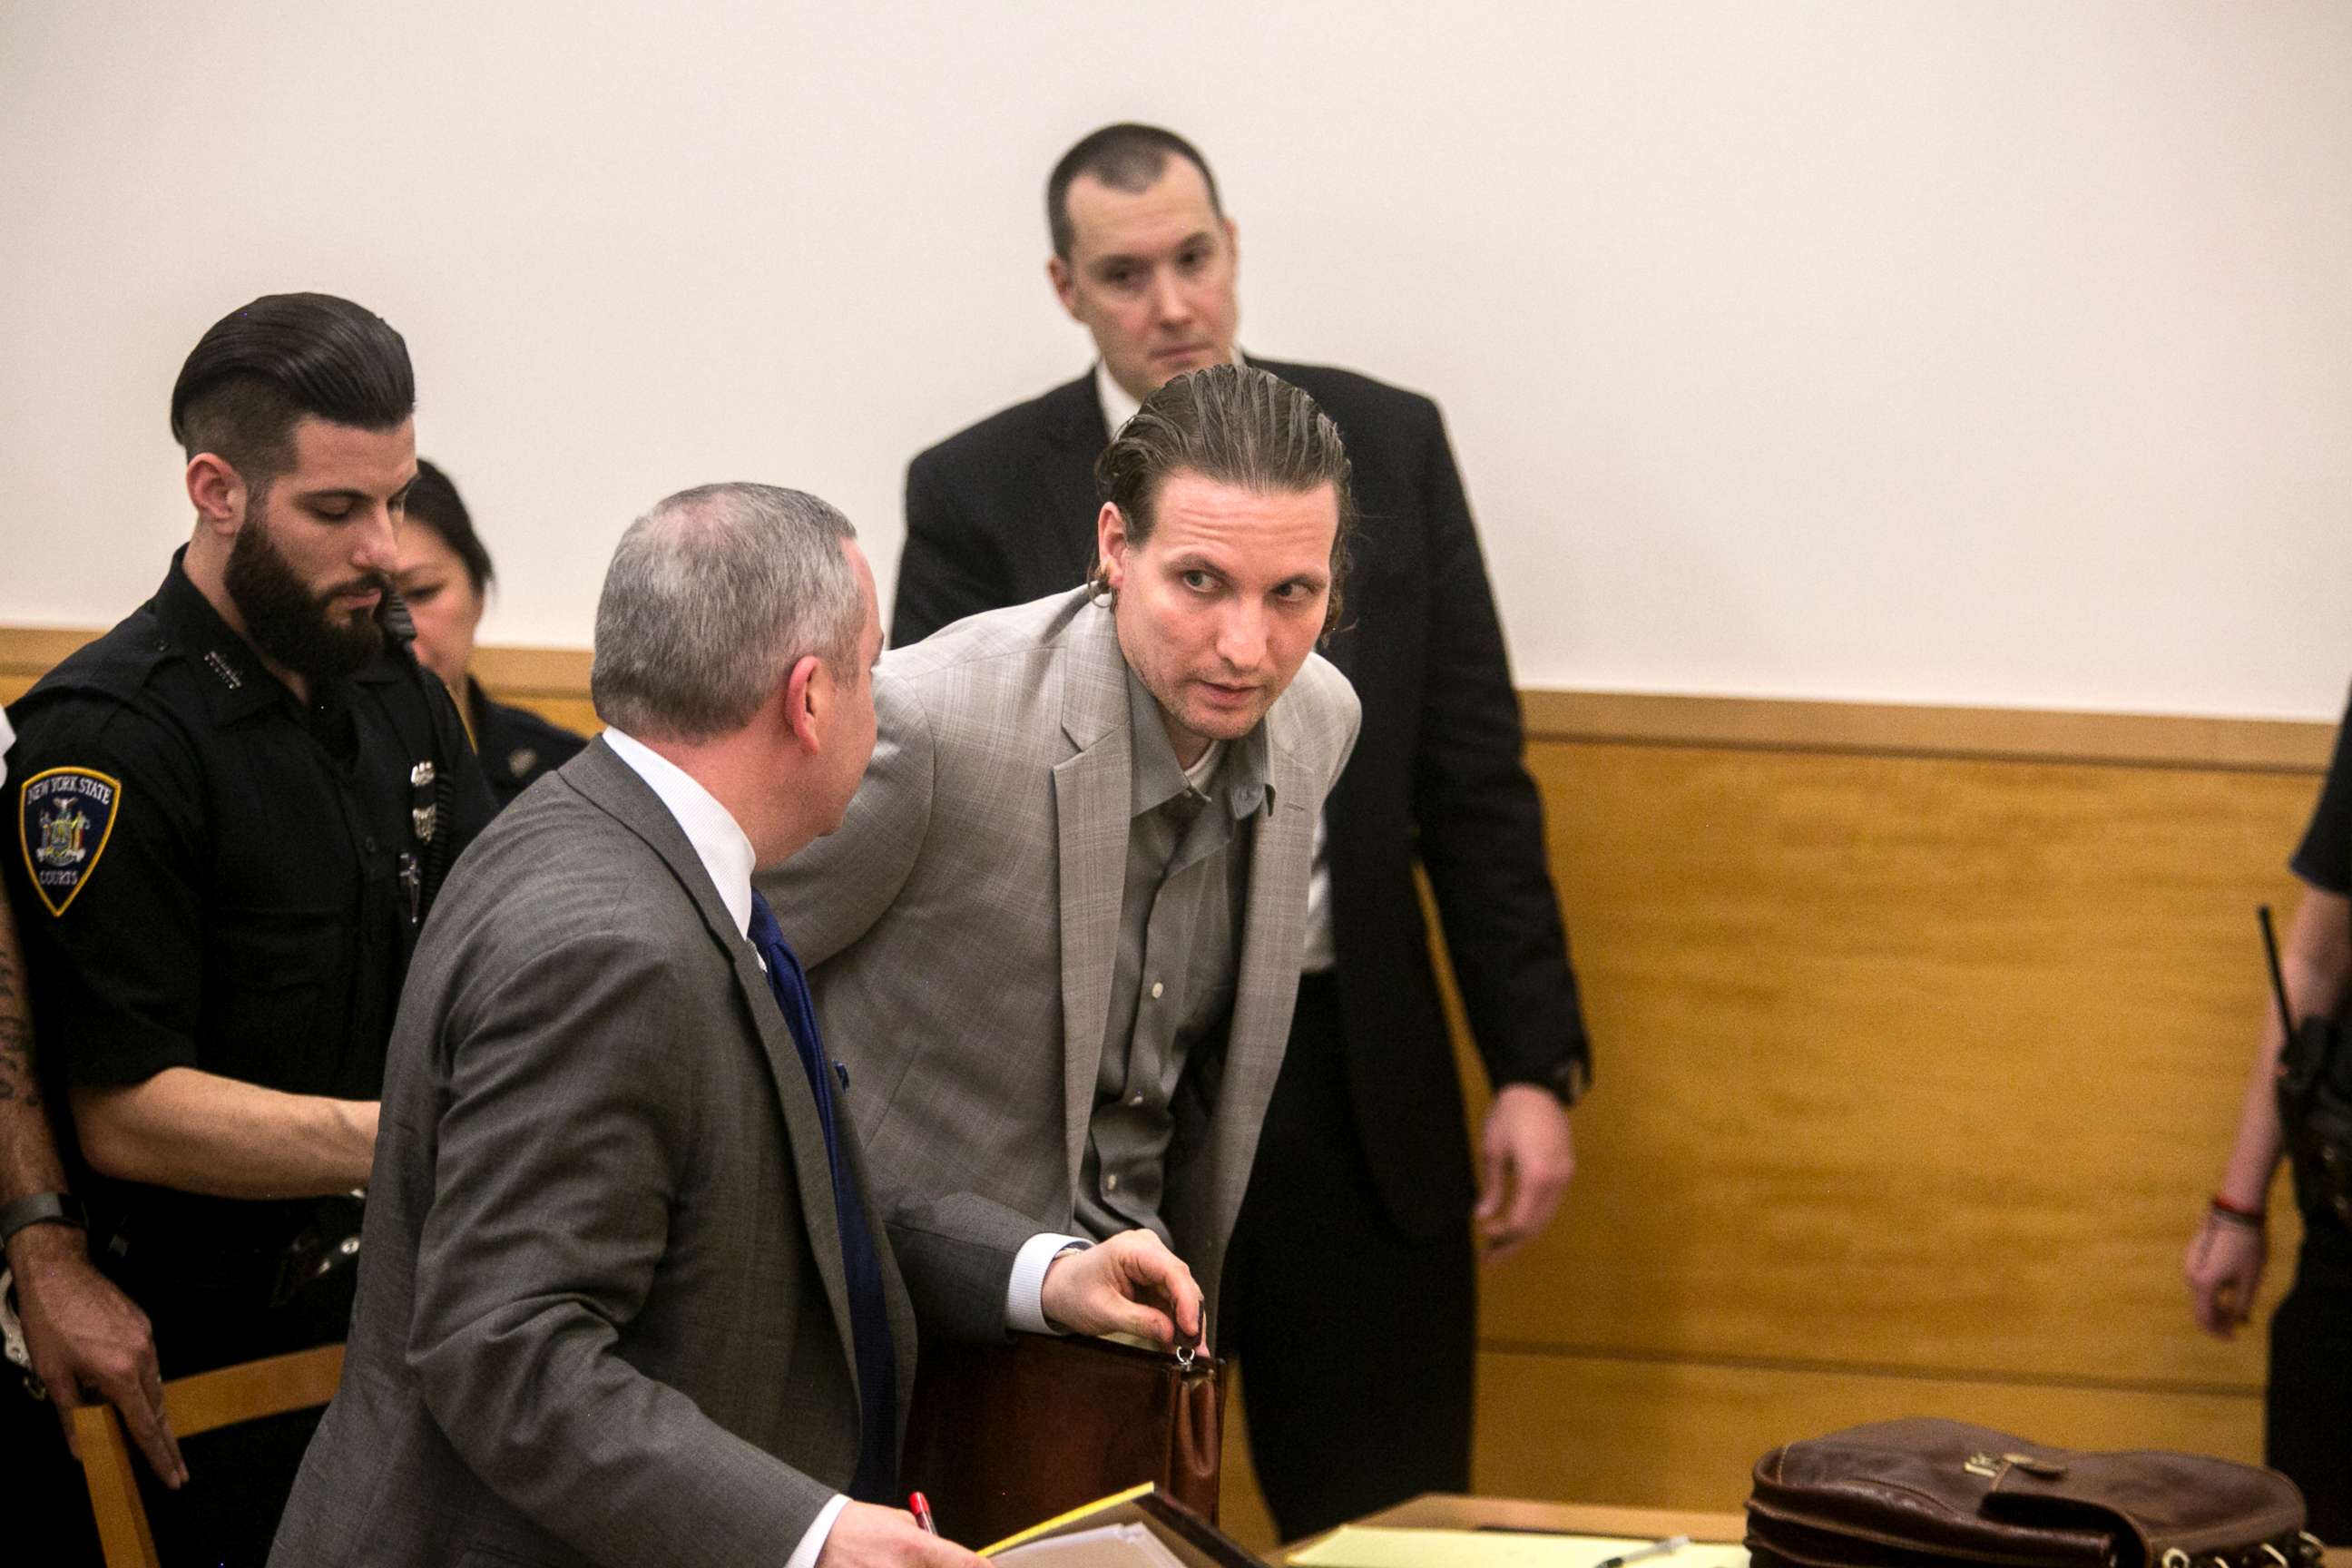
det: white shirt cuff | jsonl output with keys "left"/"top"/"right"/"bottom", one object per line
{"left": 1006, "top": 1232, "right": 1090, "bottom": 1336}
{"left": 779, "top": 1235, "right": 1086, "bottom": 1563}
{"left": 783, "top": 1494, "right": 850, "bottom": 1568}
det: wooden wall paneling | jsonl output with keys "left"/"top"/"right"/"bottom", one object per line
{"left": 8, "top": 628, "right": 2329, "bottom": 770}
{"left": 467, "top": 645, "right": 592, "bottom": 695}
{"left": 427, "top": 643, "right": 601, "bottom": 738}
{"left": 6, "top": 623, "right": 2341, "bottom": 1523}
{"left": 470, "top": 646, "right": 600, "bottom": 739}
{"left": 0, "top": 627, "right": 93, "bottom": 707}
{"left": 1520, "top": 690, "right": 2335, "bottom": 772}
{"left": 1217, "top": 1367, "right": 1283, "bottom": 1554}
{"left": 1475, "top": 740, "right": 2316, "bottom": 1393}
{"left": 0, "top": 629, "right": 601, "bottom": 737}
{"left": 498, "top": 694, "right": 602, "bottom": 737}
{"left": 1467, "top": 1348, "right": 2267, "bottom": 1513}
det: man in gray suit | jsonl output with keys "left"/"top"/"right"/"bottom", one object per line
{"left": 760, "top": 365, "right": 1361, "bottom": 1316}
{"left": 272, "top": 484, "right": 1204, "bottom": 1568}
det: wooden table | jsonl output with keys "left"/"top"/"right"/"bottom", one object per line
{"left": 1279, "top": 1496, "right": 1744, "bottom": 1563}
{"left": 1279, "top": 1495, "right": 2348, "bottom": 1568}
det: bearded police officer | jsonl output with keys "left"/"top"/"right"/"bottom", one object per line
{"left": 3, "top": 292, "right": 494, "bottom": 1566}
{"left": 3, "top": 703, "right": 182, "bottom": 1566}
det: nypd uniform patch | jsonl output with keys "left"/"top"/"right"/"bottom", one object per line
{"left": 18, "top": 767, "right": 122, "bottom": 916}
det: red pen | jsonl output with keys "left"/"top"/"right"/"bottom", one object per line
{"left": 909, "top": 1492, "right": 938, "bottom": 1536}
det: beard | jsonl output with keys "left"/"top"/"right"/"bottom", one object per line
{"left": 223, "top": 513, "right": 388, "bottom": 683}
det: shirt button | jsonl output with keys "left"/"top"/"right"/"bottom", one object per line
{"left": 1105, "top": 1173, "right": 1120, "bottom": 1191}
{"left": 1128, "top": 1093, "right": 1145, "bottom": 1107}
{"left": 363, "top": 835, "right": 379, "bottom": 855}
{"left": 1150, "top": 981, "right": 1164, "bottom": 1000}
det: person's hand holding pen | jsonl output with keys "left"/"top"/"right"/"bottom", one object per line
{"left": 818, "top": 1499, "right": 981, "bottom": 1566}
{"left": 1038, "top": 1229, "right": 1207, "bottom": 1352}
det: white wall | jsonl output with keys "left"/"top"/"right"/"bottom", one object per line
{"left": 5, "top": 2, "right": 2348, "bottom": 718}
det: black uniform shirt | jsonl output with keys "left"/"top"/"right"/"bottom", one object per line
{"left": 4, "top": 551, "right": 494, "bottom": 1284}
{"left": 468, "top": 677, "right": 587, "bottom": 808}
{"left": 2292, "top": 684, "right": 2352, "bottom": 897}
{"left": 2281, "top": 682, "right": 2352, "bottom": 1247}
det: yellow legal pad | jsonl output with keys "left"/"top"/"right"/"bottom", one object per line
{"left": 981, "top": 1484, "right": 1259, "bottom": 1567}
{"left": 1290, "top": 1530, "right": 1752, "bottom": 1568}
{"left": 984, "top": 1484, "right": 1159, "bottom": 1555}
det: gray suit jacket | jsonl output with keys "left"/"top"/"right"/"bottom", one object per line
{"left": 758, "top": 589, "right": 1361, "bottom": 1310}
{"left": 271, "top": 740, "right": 1039, "bottom": 1568}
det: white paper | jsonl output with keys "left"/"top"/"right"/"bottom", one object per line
{"left": 1290, "top": 1528, "right": 1752, "bottom": 1568}
{"left": 994, "top": 1521, "right": 1192, "bottom": 1568}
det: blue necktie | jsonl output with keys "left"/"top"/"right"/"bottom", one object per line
{"left": 747, "top": 890, "right": 899, "bottom": 1504}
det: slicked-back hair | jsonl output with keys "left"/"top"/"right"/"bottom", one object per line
{"left": 170, "top": 292, "right": 414, "bottom": 490}
{"left": 591, "top": 484, "right": 862, "bottom": 745}
{"left": 404, "top": 460, "right": 495, "bottom": 595}
{"left": 1047, "top": 122, "right": 1222, "bottom": 261}
{"left": 1092, "top": 364, "right": 1356, "bottom": 632}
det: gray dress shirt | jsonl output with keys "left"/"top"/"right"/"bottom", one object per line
{"left": 1073, "top": 667, "right": 1270, "bottom": 1240}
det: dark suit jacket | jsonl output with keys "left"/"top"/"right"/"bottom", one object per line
{"left": 894, "top": 360, "right": 1590, "bottom": 1240}
{"left": 270, "top": 740, "right": 1035, "bottom": 1568}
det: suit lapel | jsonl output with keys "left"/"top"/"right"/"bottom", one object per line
{"left": 1038, "top": 371, "right": 1111, "bottom": 581}
{"left": 1205, "top": 722, "right": 1323, "bottom": 1274}
{"left": 723, "top": 944, "right": 867, "bottom": 1401}
{"left": 1050, "top": 605, "right": 1132, "bottom": 1203}
{"left": 564, "top": 740, "right": 868, "bottom": 1411}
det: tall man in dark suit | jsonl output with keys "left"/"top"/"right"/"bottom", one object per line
{"left": 893, "top": 124, "right": 1592, "bottom": 1536}
{"left": 271, "top": 483, "right": 1205, "bottom": 1568}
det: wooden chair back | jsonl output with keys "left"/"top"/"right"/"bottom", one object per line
{"left": 72, "top": 1341, "right": 346, "bottom": 1568}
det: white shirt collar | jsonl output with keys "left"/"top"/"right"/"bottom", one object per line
{"left": 600, "top": 728, "right": 758, "bottom": 938}
{"left": 1094, "top": 359, "right": 1142, "bottom": 437}
{"left": 1093, "top": 348, "right": 1250, "bottom": 438}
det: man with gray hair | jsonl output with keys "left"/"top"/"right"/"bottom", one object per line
{"left": 271, "top": 484, "right": 1205, "bottom": 1568}
{"left": 760, "top": 364, "right": 1363, "bottom": 1335}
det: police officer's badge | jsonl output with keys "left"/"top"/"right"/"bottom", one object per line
{"left": 17, "top": 768, "right": 122, "bottom": 916}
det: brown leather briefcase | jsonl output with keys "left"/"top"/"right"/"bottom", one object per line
{"left": 1748, "top": 1419, "right": 2321, "bottom": 1568}
{"left": 899, "top": 1333, "right": 1223, "bottom": 1549}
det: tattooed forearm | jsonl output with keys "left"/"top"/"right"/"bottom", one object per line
{"left": 0, "top": 903, "right": 73, "bottom": 1205}
{"left": 0, "top": 1024, "right": 33, "bottom": 1105}
{"left": 0, "top": 931, "right": 42, "bottom": 1108}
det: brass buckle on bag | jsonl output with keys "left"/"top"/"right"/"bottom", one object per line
{"left": 1965, "top": 1451, "right": 2063, "bottom": 1483}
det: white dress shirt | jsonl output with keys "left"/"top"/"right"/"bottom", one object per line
{"left": 603, "top": 729, "right": 1082, "bottom": 1564}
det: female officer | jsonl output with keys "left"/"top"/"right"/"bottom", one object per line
{"left": 394, "top": 460, "right": 586, "bottom": 807}
{"left": 2186, "top": 683, "right": 2352, "bottom": 1540}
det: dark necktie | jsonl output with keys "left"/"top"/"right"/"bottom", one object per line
{"left": 746, "top": 889, "right": 898, "bottom": 1503}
